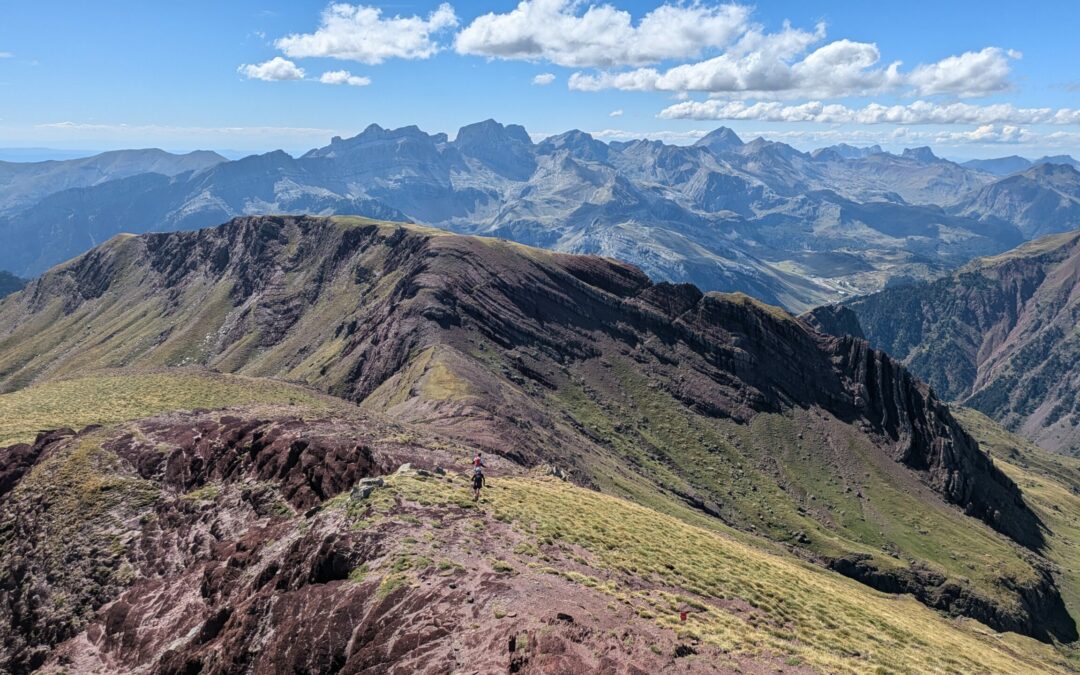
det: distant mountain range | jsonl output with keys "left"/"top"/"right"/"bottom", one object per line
{"left": 962, "top": 154, "right": 1080, "bottom": 176}
{"left": 807, "top": 229, "right": 1080, "bottom": 456}
{"left": 0, "top": 271, "right": 23, "bottom": 299}
{"left": 2, "top": 122, "right": 1079, "bottom": 311}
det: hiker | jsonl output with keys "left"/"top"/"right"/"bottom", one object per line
{"left": 470, "top": 452, "right": 488, "bottom": 501}
{"left": 472, "top": 466, "right": 486, "bottom": 501}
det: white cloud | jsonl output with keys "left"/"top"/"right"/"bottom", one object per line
{"left": 0, "top": 52, "right": 12, "bottom": 58}
{"left": 937, "top": 124, "right": 1032, "bottom": 144}
{"left": 573, "top": 40, "right": 1013, "bottom": 99}
{"left": 319, "top": 69, "right": 371, "bottom": 86}
{"left": 557, "top": 8, "right": 1013, "bottom": 100}
{"left": 276, "top": 3, "right": 458, "bottom": 64}
{"left": 658, "top": 99, "right": 1080, "bottom": 126}
{"left": 533, "top": 72, "right": 556, "bottom": 85}
{"left": 609, "top": 109, "right": 624, "bottom": 117}
{"left": 238, "top": 57, "right": 306, "bottom": 81}
{"left": 906, "top": 47, "right": 1018, "bottom": 97}
{"left": 455, "top": 0, "right": 750, "bottom": 68}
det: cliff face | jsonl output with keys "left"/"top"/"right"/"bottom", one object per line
{"left": 798, "top": 303, "right": 864, "bottom": 340}
{"left": 814, "top": 230, "right": 1080, "bottom": 456}
{"left": 0, "top": 215, "right": 1067, "bottom": 640}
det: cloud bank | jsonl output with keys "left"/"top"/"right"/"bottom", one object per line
{"left": 658, "top": 100, "right": 1080, "bottom": 126}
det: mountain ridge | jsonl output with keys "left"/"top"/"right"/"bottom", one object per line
{"left": 1, "top": 214, "right": 1073, "bottom": 644}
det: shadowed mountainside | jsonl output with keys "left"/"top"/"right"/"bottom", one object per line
{"left": 808, "top": 229, "right": 1080, "bottom": 457}
{"left": 0, "top": 271, "right": 23, "bottom": 299}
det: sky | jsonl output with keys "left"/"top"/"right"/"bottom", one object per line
{"left": 2, "top": 1, "right": 1079, "bottom": 159}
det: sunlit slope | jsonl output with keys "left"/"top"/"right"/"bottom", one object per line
{"left": 0, "top": 369, "right": 346, "bottom": 446}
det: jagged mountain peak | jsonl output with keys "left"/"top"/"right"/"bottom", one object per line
{"left": 1025, "top": 160, "right": 1080, "bottom": 179}
{"left": 693, "top": 126, "right": 744, "bottom": 153}
{"left": 451, "top": 119, "right": 536, "bottom": 179}
{"left": 537, "top": 129, "right": 609, "bottom": 162}
{"left": 454, "top": 118, "right": 533, "bottom": 147}
{"left": 0, "top": 214, "right": 1044, "bottom": 551}
{"left": 902, "top": 146, "right": 943, "bottom": 163}
{"left": 1, "top": 213, "right": 1077, "bottom": 654}
{"left": 1035, "top": 154, "right": 1080, "bottom": 169}
{"left": 303, "top": 124, "right": 438, "bottom": 159}
{"left": 811, "top": 143, "right": 884, "bottom": 161}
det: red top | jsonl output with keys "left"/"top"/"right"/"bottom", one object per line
{"left": 473, "top": 455, "right": 485, "bottom": 468}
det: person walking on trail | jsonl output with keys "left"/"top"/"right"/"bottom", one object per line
{"left": 472, "top": 452, "right": 487, "bottom": 501}
{"left": 472, "top": 466, "right": 486, "bottom": 502}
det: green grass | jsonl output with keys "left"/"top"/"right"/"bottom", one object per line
{"left": 390, "top": 472, "right": 1072, "bottom": 674}
{"left": 0, "top": 369, "right": 345, "bottom": 446}
{"left": 543, "top": 352, "right": 1042, "bottom": 613}
{"left": 955, "top": 406, "right": 1080, "bottom": 628}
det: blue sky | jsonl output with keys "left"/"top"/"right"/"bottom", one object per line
{"left": 2, "top": 1, "right": 1079, "bottom": 158}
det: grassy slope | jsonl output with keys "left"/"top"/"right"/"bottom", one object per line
{"left": 540, "top": 351, "right": 1042, "bottom": 608}
{"left": 0, "top": 369, "right": 348, "bottom": 446}
{"left": 388, "top": 471, "right": 1072, "bottom": 674}
{"left": 955, "top": 406, "right": 1080, "bottom": 626}
{"left": 364, "top": 329, "right": 1049, "bottom": 623}
{"left": 10, "top": 411, "right": 1070, "bottom": 674}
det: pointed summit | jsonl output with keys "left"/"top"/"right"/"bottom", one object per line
{"left": 693, "top": 127, "right": 744, "bottom": 154}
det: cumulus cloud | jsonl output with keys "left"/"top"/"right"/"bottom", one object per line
{"left": 319, "top": 69, "right": 371, "bottom": 86}
{"left": 455, "top": 0, "right": 750, "bottom": 68}
{"left": 609, "top": 109, "right": 624, "bottom": 117}
{"left": 658, "top": 99, "right": 1080, "bottom": 126}
{"left": 938, "top": 123, "right": 1031, "bottom": 144}
{"left": 907, "top": 48, "right": 1019, "bottom": 97}
{"left": 238, "top": 57, "right": 306, "bottom": 81}
{"left": 552, "top": 6, "right": 1014, "bottom": 100}
{"left": 533, "top": 72, "right": 556, "bottom": 85}
{"left": 574, "top": 40, "right": 1014, "bottom": 99}
{"left": 276, "top": 3, "right": 458, "bottom": 64}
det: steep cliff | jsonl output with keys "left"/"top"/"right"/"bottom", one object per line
{"left": 812, "top": 230, "right": 1080, "bottom": 456}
